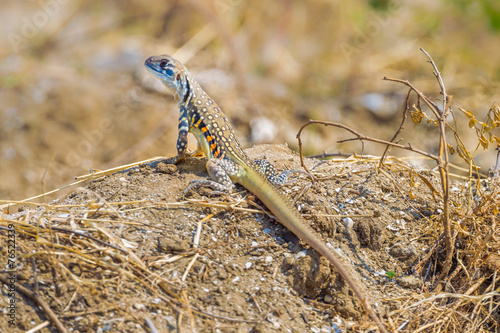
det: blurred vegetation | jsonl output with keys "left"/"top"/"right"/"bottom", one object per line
{"left": 1, "top": 0, "right": 499, "bottom": 200}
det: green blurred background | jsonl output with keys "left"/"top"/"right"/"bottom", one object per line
{"left": 1, "top": 0, "right": 499, "bottom": 200}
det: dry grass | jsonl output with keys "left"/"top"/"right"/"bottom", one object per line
{"left": 1, "top": 2, "right": 500, "bottom": 331}
{"left": 1, "top": 149, "right": 499, "bottom": 331}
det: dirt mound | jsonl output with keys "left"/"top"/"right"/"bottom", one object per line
{"left": 1, "top": 145, "right": 498, "bottom": 332}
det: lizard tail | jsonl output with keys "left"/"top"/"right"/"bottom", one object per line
{"left": 240, "top": 166, "right": 388, "bottom": 333}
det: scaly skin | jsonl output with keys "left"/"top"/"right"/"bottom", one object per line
{"left": 145, "top": 54, "right": 387, "bottom": 332}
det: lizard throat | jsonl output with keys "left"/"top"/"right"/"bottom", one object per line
{"left": 181, "top": 80, "right": 191, "bottom": 104}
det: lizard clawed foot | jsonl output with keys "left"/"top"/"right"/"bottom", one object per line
{"left": 186, "top": 144, "right": 205, "bottom": 159}
{"left": 163, "top": 154, "right": 187, "bottom": 165}
{"left": 163, "top": 156, "right": 180, "bottom": 164}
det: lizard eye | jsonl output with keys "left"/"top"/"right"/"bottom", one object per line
{"left": 159, "top": 59, "right": 169, "bottom": 68}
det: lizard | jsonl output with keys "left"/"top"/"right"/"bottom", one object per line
{"left": 144, "top": 54, "right": 388, "bottom": 333}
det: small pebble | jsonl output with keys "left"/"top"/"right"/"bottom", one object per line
{"left": 342, "top": 217, "right": 354, "bottom": 229}
{"left": 156, "top": 163, "right": 177, "bottom": 174}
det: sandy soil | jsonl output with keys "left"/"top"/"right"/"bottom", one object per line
{"left": 1, "top": 143, "right": 475, "bottom": 332}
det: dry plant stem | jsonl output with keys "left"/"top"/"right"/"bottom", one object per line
{"left": 414, "top": 275, "right": 489, "bottom": 331}
{"left": 61, "top": 307, "right": 120, "bottom": 318}
{"left": 145, "top": 317, "right": 158, "bottom": 333}
{"left": 421, "top": 48, "right": 452, "bottom": 282}
{"left": 193, "top": 214, "right": 213, "bottom": 247}
{"left": 414, "top": 319, "right": 445, "bottom": 333}
{"left": 296, "top": 52, "right": 453, "bottom": 310}
{"left": 382, "top": 48, "right": 453, "bottom": 283}
{"left": 48, "top": 226, "right": 127, "bottom": 253}
{"left": 181, "top": 289, "right": 195, "bottom": 331}
{"left": 190, "top": 306, "right": 260, "bottom": 323}
{"left": 306, "top": 152, "right": 351, "bottom": 159}
{"left": 297, "top": 120, "right": 438, "bottom": 170}
{"left": 494, "top": 147, "right": 500, "bottom": 177}
{"left": 0, "top": 274, "right": 69, "bottom": 333}
{"left": 414, "top": 233, "right": 445, "bottom": 274}
{"left": 25, "top": 321, "right": 51, "bottom": 333}
{"left": 0, "top": 156, "right": 168, "bottom": 211}
{"left": 379, "top": 88, "right": 412, "bottom": 167}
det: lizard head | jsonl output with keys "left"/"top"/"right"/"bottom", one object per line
{"left": 145, "top": 54, "right": 189, "bottom": 102}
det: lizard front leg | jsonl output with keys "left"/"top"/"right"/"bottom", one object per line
{"left": 170, "top": 106, "right": 206, "bottom": 163}
{"left": 166, "top": 106, "right": 190, "bottom": 164}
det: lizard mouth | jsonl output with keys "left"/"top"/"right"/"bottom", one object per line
{"left": 144, "top": 60, "right": 161, "bottom": 74}
{"left": 145, "top": 66, "right": 161, "bottom": 75}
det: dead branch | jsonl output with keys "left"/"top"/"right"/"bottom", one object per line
{"left": 420, "top": 48, "right": 453, "bottom": 283}
{"left": 382, "top": 49, "right": 453, "bottom": 284}
{"left": 380, "top": 88, "right": 412, "bottom": 166}
{"left": 296, "top": 119, "right": 439, "bottom": 174}
{"left": 298, "top": 49, "right": 455, "bottom": 289}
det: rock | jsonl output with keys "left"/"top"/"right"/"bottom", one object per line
{"left": 156, "top": 162, "right": 177, "bottom": 174}
{"left": 397, "top": 275, "right": 422, "bottom": 289}
{"left": 356, "top": 218, "right": 383, "bottom": 251}
{"left": 389, "top": 244, "right": 417, "bottom": 262}
{"left": 343, "top": 217, "right": 354, "bottom": 229}
{"left": 157, "top": 235, "right": 190, "bottom": 252}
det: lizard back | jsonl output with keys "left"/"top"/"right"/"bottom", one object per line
{"left": 183, "top": 72, "right": 250, "bottom": 165}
